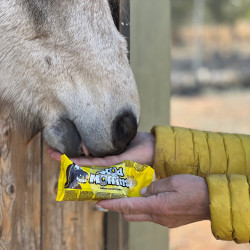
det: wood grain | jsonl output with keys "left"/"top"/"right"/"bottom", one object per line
{"left": 41, "top": 144, "right": 104, "bottom": 250}
{"left": 0, "top": 112, "right": 105, "bottom": 250}
{"left": 106, "top": 212, "right": 129, "bottom": 250}
{"left": 0, "top": 109, "right": 41, "bottom": 250}
{"left": 130, "top": 0, "right": 171, "bottom": 249}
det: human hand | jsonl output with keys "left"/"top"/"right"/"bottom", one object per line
{"left": 96, "top": 174, "right": 210, "bottom": 228}
{"left": 47, "top": 132, "right": 155, "bottom": 167}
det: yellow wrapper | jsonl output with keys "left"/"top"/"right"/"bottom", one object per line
{"left": 56, "top": 154, "right": 155, "bottom": 201}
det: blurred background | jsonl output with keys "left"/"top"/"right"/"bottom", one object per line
{"left": 170, "top": 0, "right": 250, "bottom": 249}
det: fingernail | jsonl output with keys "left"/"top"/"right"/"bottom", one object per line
{"left": 95, "top": 203, "right": 102, "bottom": 209}
{"left": 140, "top": 187, "right": 147, "bottom": 196}
{"left": 96, "top": 207, "right": 109, "bottom": 212}
{"left": 95, "top": 204, "right": 108, "bottom": 212}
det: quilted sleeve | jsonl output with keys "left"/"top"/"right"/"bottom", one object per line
{"left": 151, "top": 126, "right": 250, "bottom": 178}
{"left": 151, "top": 126, "right": 250, "bottom": 243}
{"left": 206, "top": 174, "right": 250, "bottom": 243}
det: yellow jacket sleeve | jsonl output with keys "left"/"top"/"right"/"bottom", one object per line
{"left": 151, "top": 126, "right": 250, "bottom": 243}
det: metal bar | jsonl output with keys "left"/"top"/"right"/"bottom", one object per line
{"left": 119, "top": 0, "right": 130, "bottom": 60}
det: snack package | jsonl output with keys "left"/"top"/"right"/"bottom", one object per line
{"left": 56, "top": 154, "right": 155, "bottom": 201}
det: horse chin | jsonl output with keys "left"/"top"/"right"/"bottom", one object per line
{"left": 42, "top": 118, "right": 82, "bottom": 157}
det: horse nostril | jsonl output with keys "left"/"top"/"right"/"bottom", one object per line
{"left": 45, "top": 118, "right": 82, "bottom": 157}
{"left": 112, "top": 111, "right": 138, "bottom": 153}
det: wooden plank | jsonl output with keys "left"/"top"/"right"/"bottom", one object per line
{"left": 131, "top": 0, "right": 171, "bottom": 130}
{"left": 41, "top": 144, "right": 104, "bottom": 250}
{"left": 106, "top": 212, "right": 129, "bottom": 250}
{"left": 130, "top": 0, "right": 171, "bottom": 249}
{"left": 0, "top": 109, "right": 41, "bottom": 250}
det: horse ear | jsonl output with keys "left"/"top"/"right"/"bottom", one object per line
{"left": 64, "top": 163, "right": 75, "bottom": 188}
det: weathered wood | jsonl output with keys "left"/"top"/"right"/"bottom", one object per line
{"left": 131, "top": 0, "right": 171, "bottom": 131}
{"left": 0, "top": 113, "right": 105, "bottom": 250}
{"left": 106, "top": 212, "right": 129, "bottom": 250}
{"left": 0, "top": 109, "right": 41, "bottom": 250}
{"left": 41, "top": 144, "right": 104, "bottom": 250}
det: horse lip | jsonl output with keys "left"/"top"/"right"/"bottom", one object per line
{"left": 81, "top": 141, "right": 90, "bottom": 156}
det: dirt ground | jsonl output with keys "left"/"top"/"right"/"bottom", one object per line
{"left": 169, "top": 88, "right": 250, "bottom": 250}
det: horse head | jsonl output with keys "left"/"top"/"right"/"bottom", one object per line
{"left": 0, "top": 0, "right": 140, "bottom": 157}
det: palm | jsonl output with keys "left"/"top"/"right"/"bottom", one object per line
{"left": 48, "top": 132, "right": 155, "bottom": 167}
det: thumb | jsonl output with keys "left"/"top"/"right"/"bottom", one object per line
{"left": 140, "top": 177, "right": 175, "bottom": 197}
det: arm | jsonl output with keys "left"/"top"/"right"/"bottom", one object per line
{"left": 48, "top": 126, "right": 250, "bottom": 243}
{"left": 152, "top": 126, "right": 250, "bottom": 178}
{"left": 152, "top": 126, "right": 250, "bottom": 243}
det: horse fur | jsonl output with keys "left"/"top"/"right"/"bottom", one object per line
{"left": 0, "top": 0, "right": 140, "bottom": 156}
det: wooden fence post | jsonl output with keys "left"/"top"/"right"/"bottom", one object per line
{"left": 41, "top": 144, "right": 104, "bottom": 250}
{"left": 0, "top": 108, "right": 42, "bottom": 250}
{"left": 130, "top": 0, "right": 171, "bottom": 249}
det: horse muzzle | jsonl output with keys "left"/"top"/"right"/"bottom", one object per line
{"left": 43, "top": 109, "right": 138, "bottom": 157}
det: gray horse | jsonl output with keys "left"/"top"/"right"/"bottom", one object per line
{"left": 0, "top": 0, "right": 140, "bottom": 157}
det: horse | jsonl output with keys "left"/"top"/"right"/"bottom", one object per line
{"left": 0, "top": 0, "right": 140, "bottom": 157}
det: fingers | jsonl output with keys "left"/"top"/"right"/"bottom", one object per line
{"left": 47, "top": 148, "right": 123, "bottom": 166}
{"left": 96, "top": 196, "right": 157, "bottom": 214}
{"left": 71, "top": 155, "right": 122, "bottom": 166}
{"left": 70, "top": 157, "right": 108, "bottom": 166}
{"left": 47, "top": 149, "right": 62, "bottom": 161}
{"left": 140, "top": 177, "right": 175, "bottom": 197}
{"left": 46, "top": 131, "right": 155, "bottom": 166}
{"left": 122, "top": 213, "right": 154, "bottom": 223}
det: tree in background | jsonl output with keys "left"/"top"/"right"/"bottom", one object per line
{"left": 171, "top": 1, "right": 194, "bottom": 28}
{"left": 171, "top": 0, "right": 250, "bottom": 26}
{"left": 207, "top": 0, "right": 250, "bottom": 23}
